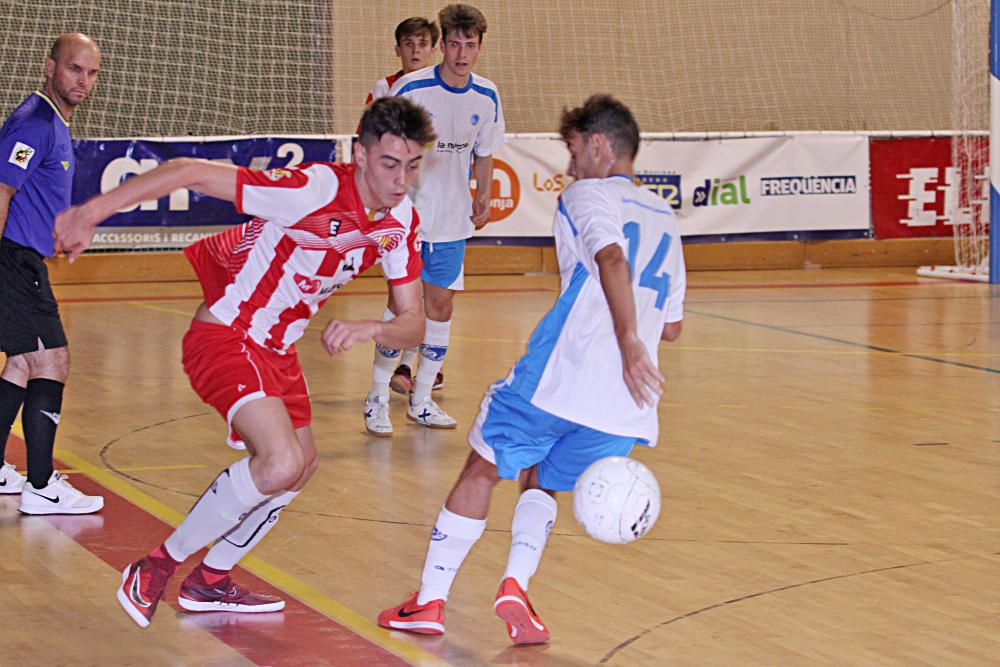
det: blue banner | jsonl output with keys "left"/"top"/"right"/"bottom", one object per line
{"left": 72, "top": 137, "right": 338, "bottom": 237}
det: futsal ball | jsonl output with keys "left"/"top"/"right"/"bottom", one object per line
{"left": 573, "top": 456, "right": 661, "bottom": 544}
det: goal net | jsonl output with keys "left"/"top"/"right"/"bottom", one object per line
{"left": 0, "top": 0, "right": 334, "bottom": 137}
{"left": 917, "top": 0, "right": 992, "bottom": 282}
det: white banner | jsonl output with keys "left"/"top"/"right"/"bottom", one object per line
{"left": 475, "top": 134, "right": 870, "bottom": 237}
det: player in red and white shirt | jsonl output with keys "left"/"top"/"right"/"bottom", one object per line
{"left": 358, "top": 17, "right": 439, "bottom": 129}
{"left": 54, "top": 97, "right": 436, "bottom": 628}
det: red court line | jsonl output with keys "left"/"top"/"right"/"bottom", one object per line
{"left": 4, "top": 439, "right": 408, "bottom": 667}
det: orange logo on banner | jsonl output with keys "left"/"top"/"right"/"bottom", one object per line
{"left": 470, "top": 158, "right": 520, "bottom": 222}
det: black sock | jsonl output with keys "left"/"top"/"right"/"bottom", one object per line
{"left": 23, "top": 378, "right": 64, "bottom": 488}
{"left": 0, "top": 378, "right": 27, "bottom": 462}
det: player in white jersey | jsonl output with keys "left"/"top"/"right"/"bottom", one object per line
{"left": 363, "top": 4, "right": 505, "bottom": 436}
{"left": 54, "top": 97, "right": 436, "bottom": 628}
{"left": 378, "top": 95, "right": 685, "bottom": 644}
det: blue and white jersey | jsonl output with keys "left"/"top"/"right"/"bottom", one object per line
{"left": 390, "top": 65, "right": 504, "bottom": 243}
{"left": 0, "top": 90, "right": 74, "bottom": 257}
{"left": 501, "top": 175, "right": 686, "bottom": 442}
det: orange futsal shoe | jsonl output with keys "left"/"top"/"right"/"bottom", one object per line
{"left": 494, "top": 577, "right": 550, "bottom": 645}
{"left": 377, "top": 591, "right": 445, "bottom": 635}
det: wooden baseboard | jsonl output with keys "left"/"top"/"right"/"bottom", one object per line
{"left": 46, "top": 238, "right": 957, "bottom": 285}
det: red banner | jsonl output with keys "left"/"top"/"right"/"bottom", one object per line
{"left": 870, "top": 136, "right": 989, "bottom": 239}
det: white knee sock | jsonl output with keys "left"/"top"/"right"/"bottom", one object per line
{"left": 163, "top": 458, "right": 268, "bottom": 562}
{"left": 401, "top": 347, "right": 418, "bottom": 368}
{"left": 413, "top": 318, "right": 450, "bottom": 404}
{"left": 202, "top": 489, "right": 299, "bottom": 571}
{"left": 371, "top": 308, "right": 400, "bottom": 399}
{"left": 502, "top": 490, "right": 557, "bottom": 590}
{"left": 417, "top": 506, "right": 486, "bottom": 604}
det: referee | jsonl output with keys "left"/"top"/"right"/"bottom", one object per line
{"left": 0, "top": 33, "right": 103, "bottom": 514}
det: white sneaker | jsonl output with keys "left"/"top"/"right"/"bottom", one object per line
{"left": 18, "top": 471, "right": 104, "bottom": 515}
{"left": 407, "top": 397, "right": 457, "bottom": 429}
{"left": 0, "top": 461, "right": 26, "bottom": 494}
{"left": 364, "top": 392, "right": 393, "bottom": 437}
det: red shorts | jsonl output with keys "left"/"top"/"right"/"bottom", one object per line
{"left": 181, "top": 320, "right": 311, "bottom": 448}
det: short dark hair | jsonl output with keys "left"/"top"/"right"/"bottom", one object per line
{"left": 559, "top": 95, "right": 640, "bottom": 160}
{"left": 438, "top": 4, "right": 487, "bottom": 43}
{"left": 395, "top": 17, "right": 439, "bottom": 47}
{"left": 358, "top": 97, "right": 436, "bottom": 148}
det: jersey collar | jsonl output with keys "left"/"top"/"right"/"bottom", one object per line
{"left": 434, "top": 65, "right": 473, "bottom": 93}
{"left": 34, "top": 90, "right": 69, "bottom": 127}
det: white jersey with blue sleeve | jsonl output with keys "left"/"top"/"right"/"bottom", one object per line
{"left": 390, "top": 65, "right": 505, "bottom": 242}
{"left": 501, "top": 175, "right": 686, "bottom": 443}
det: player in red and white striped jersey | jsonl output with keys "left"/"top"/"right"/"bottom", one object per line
{"left": 55, "top": 97, "right": 436, "bottom": 628}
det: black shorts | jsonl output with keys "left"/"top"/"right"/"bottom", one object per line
{"left": 0, "top": 237, "right": 68, "bottom": 356}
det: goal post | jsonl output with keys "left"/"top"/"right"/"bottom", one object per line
{"left": 991, "top": 0, "right": 1000, "bottom": 283}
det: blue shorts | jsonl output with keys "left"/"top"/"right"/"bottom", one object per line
{"left": 468, "top": 381, "right": 641, "bottom": 492}
{"left": 421, "top": 240, "right": 466, "bottom": 290}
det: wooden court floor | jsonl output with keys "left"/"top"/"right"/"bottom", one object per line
{"left": 1, "top": 266, "right": 997, "bottom": 666}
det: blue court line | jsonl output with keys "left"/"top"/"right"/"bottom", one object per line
{"left": 687, "top": 308, "right": 1000, "bottom": 375}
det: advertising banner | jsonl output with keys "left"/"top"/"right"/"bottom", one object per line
{"left": 71, "top": 134, "right": 869, "bottom": 248}
{"left": 72, "top": 137, "right": 338, "bottom": 249}
{"left": 869, "top": 136, "right": 989, "bottom": 239}
{"left": 476, "top": 134, "right": 871, "bottom": 238}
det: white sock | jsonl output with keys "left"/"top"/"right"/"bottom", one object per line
{"left": 371, "top": 308, "right": 400, "bottom": 399}
{"left": 503, "top": 490, "right": 557, "bottom": 590}
{"left": 401, "top": 348, "right": 418, "bottom": 368}
{"left": 202, "top": 489, "right": 299, "bottom": 571}
{"left": 163, "top": 458, "right": 268, "bottom": 562}
{"left": 413, "top": 318, "right": 450, "bottom": 404}
{"left": 416, "top": 506, "right": 485, "bottom": 604}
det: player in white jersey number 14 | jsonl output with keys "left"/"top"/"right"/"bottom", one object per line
{"left": 378, "top": 95, "right": 686, "bottom": 644}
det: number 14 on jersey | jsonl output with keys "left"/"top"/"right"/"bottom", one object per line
{"left": 623, "top": 221, "right": 672, "bottom": 311}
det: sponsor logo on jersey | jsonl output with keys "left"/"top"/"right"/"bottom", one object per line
{"left": 636, "top": 172, "right": 682, "bottom": 210}
{"left": 8, "top": 142, "right": 35, "bottom": 170}
{"left": 692, "top": 175, "right": 751, "bottom": 207}
{"left": 294, "top": 273, "right": 321, "bottom": 294}
{"left": 329, "top": 219, "right": 342, "bottom": 236}
{"left": 470, "top": 113, "right": 481, "bottom": 126}
{"left": 470, "top": 158, "right": 520, "bottom": 223}
{"left": 264, "top": 168, "right": 293, "bottom": 181}
{"left": 61, "top": 160, "right": 70, "bottom": 171}
{"left": 760, "top": 175, "right": 857, "bottom": 196}
{"left": 435, "top": 140, "right": 470, "bottom": 154}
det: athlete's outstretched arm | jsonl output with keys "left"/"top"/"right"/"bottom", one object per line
{"left": 54, "top": 158, "right": 238, "bottom": 262}
{"left": 320, "top": 278, "right": 424, "bottom": 355}
{"left": 594, "top": 242, "right": 665, "bottom": 408}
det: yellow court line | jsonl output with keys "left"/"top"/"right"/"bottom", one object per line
{"left": 47, "top": 447, "right": 454, "bottom": 667}
{"left": 127, "top": 301, "right": 195, "bottom": 318}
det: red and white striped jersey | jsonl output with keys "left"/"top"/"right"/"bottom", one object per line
{"left": 364, "top": 70, "right": 403, "bottom": 107}
{"left": 184, "top": 162, "right": 421, "bottom": 354}
{"left": 357, "top": 70, "right": 403, "bottom": 133}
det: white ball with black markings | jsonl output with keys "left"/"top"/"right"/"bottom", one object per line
{"left": 573, "top": 456, "right": 661, "bottom": 544}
